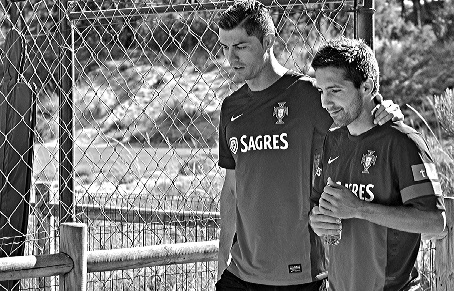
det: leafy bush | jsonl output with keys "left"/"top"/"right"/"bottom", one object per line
{"left": 432, "top": 89, "right": 454, "bottom": 196}
{"left": 412, "top": 88, "right": 454, "bottom": 197}
{"left": 375, "top": 0, "right": 454, "bottom": 124}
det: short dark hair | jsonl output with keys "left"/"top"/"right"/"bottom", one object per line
{"left": 218, "top": 0, "right": 276, "bottom": 43}
{"left": 311, "top": 37, "right": 380, "bottom": 95}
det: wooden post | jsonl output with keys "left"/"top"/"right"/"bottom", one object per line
{"left": 35, "top": 182, "right": 52, "bottom": 290}
{"left": 435, "top": 197, "right": 454, "bottom": 291}
{"left": 59, "top": 223, "right": 87, "bottom": 291}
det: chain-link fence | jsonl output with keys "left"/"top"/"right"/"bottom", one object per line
{"left": 0, "top": 0, "right": 437, "bottom": 290}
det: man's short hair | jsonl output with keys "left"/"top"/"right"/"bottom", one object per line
{"left": 218, "top": 0, "right": 276, "bottom": 43}
{"left": 311, "top": 37, "right": 380, "bottom": 95}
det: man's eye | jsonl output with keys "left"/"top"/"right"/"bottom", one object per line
{"left": 331, "top": 89, "right": 341, "bottom": 94}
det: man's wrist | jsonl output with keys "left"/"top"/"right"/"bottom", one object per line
{"left": 353, "top": 200, "right": 367, "bottom": 219}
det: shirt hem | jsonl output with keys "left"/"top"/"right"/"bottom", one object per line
{"left": 228, "top": 267, "right": 318, "bottom": 286}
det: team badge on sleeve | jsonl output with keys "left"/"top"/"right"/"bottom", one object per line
{"left": 273, "top": 102, "right": 288, "bottom": 124}
{"left": 229, "top": 137, "right": 238, "bottom": 155}
{"left": 313, "top": 153, "right": 322, "bottom": 177}
{"left": 411, "top": 163, "right": 439, "bottom": 181}
{"left": 361, "top": 150, "right": 377, "bottom": 174}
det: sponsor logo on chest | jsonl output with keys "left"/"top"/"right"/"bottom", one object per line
{"left": 327, "top": 150, "right": 378, "bottom": 201}
{"left": 228, "top": 102, "right": 290, "bottom": 154}
{"left": 229, "top": 133, "right": 289, "bottom": 154}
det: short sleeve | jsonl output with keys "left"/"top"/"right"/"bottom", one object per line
{"left": 393, "top": 132, "right": 445, "bottom": 211}
{"left": 311, "top": 135, "right": 329, "bottom": 205}
{"left": 304, "top": 77, "right": 331, "bottom": 205}
{"left": 307, "top": 79, "right": 332, "bottom": 137}
{"left": 218, "top": 100, "right": 235, "bottom": 169}
{"left": 297, "top": 76, "right": 332, "bottom": 136}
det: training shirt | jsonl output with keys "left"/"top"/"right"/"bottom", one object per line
{"left": 218, "top": 72, "right": 333, "bottom": 285}
{"left": 312, "top": 122, "right": 445, "bottom": 291}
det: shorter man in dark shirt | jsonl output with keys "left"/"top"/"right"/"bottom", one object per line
{"left": 309, "top": 37, "right": 446, "bottom": 291}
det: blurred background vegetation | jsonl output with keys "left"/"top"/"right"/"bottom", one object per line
{"left": 5, "top": 0, "right": 449, "bottom": 143}
{"left": 375, "top": 0, "right": 454, "bottom": 132}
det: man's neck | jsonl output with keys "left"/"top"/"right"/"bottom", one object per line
{"left": 347, "top": 100, "right": 377, "bottom": 136}
{"left": 246, "top": 55, "right": 288, "bottom": 92}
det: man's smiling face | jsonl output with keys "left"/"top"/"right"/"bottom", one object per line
{"left": 315, "top": 66, "right": 364, "bottom": 128}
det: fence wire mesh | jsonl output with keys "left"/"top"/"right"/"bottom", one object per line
{"left": 0, "top": 0, "right": 437, "bottom": 290}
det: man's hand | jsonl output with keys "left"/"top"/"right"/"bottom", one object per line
{"left": 371, "top": 94, "right": 404, "bottom": 125}
{"left": 318, "top": 177, "right": 363, "bottom": 219}
{"left": 309, "top": 205, "right": 342, "bottom": 237}
{"left": 217, "top": 252, "right": 230, "bottom": 281}
{"left": 421, "top": 228, "right": 448, "bottom": 242}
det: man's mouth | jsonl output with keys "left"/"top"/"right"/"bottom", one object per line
{"left": 328, "top": 108, "right": 342, "bottom": 115}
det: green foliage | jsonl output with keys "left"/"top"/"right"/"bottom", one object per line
{"left": 16, "top": 0, "right": 454, "bottom": 146}
{"left": 375, "top": 1, "right": 454, "bottom": 132}
{"left": 409, "top": 88, "right": 454, "bottom": 196}
{"left": 375, "top": 1, "right": 419, "bottom": 40}
{"left": 433, "top": 88, "right": 454, "bottom": 136}
{"left": 428, "top": 0, "right": 454, "bottom": 41}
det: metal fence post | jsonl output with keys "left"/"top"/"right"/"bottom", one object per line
{"left": 357, "top": 0, "right": 375, "bottom": 50}
{"left": 35, "top": 182, "right": 52, "bottom": 290}
{"left": 59, "top": 223, "right": 87, "bottom": 291}
{"left": 58, "top": 0, "right": 75, "bottom": 223}
{"left": 435, "top": 197, "right": 454, "bottom": 291}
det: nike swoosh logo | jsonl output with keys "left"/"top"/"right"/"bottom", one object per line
{"left": 231, "top": 114, "right": 243, "bottom": 122}
{"left": 328, "top": 156, "right": 339, "bottom": 164}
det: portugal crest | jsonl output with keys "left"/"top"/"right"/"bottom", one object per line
{"left": 361, "top": 150, "right": 377, "bottom": 174}
{"left": 229, "top": 137, "right": 238, "bottom": 155}
{"left": 273, "top": 102, "right": 288, "bottom": 124}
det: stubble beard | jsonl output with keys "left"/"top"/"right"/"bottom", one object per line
{"left": 332, "top": 93, "right": 363, "bottom": 127}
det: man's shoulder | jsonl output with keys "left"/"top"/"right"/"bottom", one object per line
{"left": 380, "top": 121, "right": 429, "bottom": 152}
{"left": 325, "top": 126, "right": 348, "bottom": 147}
{"left": 286, "top": 71, "right": 317, "bottom": 89}
{"left": 223, "top": 83, "right": 249, "bottom": 101}
{"left": 327, "top": 125, "right": 348, "bottom": 136}
{"left": 220, "top": 84, "right": 249, "bottom": 113}
{"left": 385, "top": 121, "right": 422, "bottom": 140}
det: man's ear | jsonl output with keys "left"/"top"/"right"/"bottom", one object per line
{"left": 361, "top": 78, "right": 375, "bottom": 96}
{"left": 262, "top": 34, "right": 275, "bottom": 50}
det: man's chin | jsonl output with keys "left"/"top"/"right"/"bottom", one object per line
{"left": 230, "top": 73, "right": 246, "bottom": 83}
{"left": 332, "top": 118, "right": 347, "bottom": 128}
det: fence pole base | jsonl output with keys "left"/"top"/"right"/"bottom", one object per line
{"left": 59, "top": 223, "right": 87, "bottom": 291}
{"left": 435, "top": 197, "right": 454, "bottom": 291}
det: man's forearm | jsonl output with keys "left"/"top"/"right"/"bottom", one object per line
{"left": 356, "top": 202, "right": 445, "bottom": 234}
{"left": 218, "top": 195, "right": 236, "bottom": 278}
{"left": 218, "top": 169, "right": 236, "bottom": 278}
{"left": 218, "top": 219, "right": 235, "bottom": 267}
{"left": 218, "top": 196, "right": 235, "bottom": 265}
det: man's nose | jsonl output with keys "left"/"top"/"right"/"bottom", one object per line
{"left": 226, "top": 48, "right": 238, "bottom": 62}
{"left": 320, "top": 91, "right": 330, "bottom": 109}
